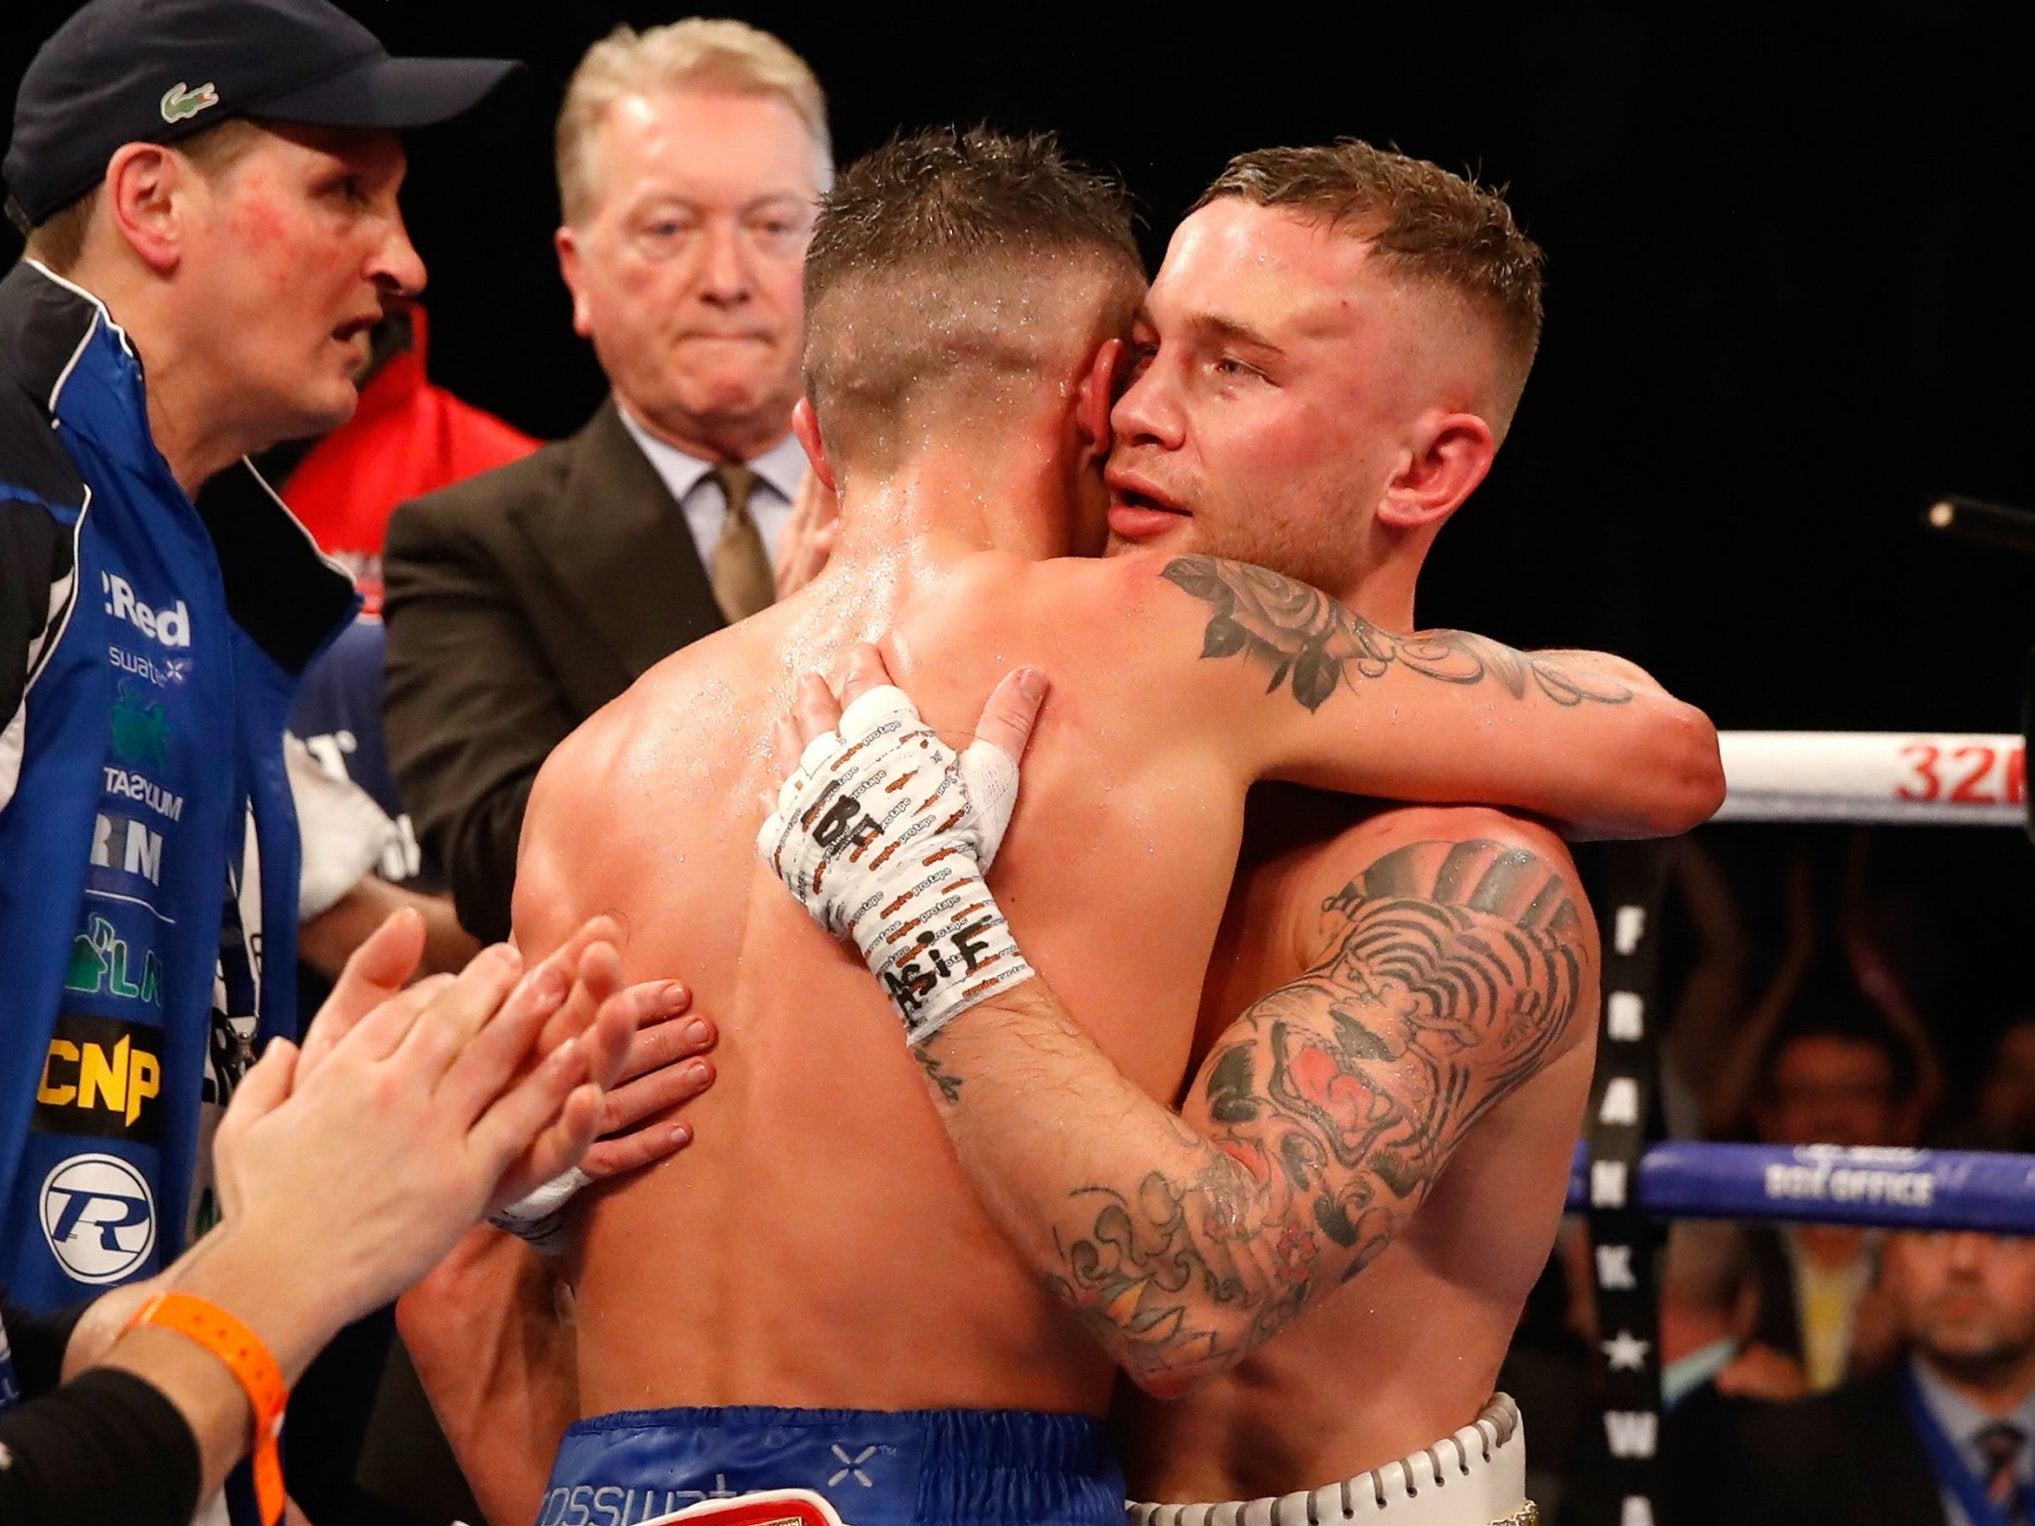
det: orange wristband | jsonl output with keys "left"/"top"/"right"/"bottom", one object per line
{"left": 126, "top": 1290, "right": 289, "bottom": 1526}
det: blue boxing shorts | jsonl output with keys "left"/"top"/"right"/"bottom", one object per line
{"left": 537, "top": 1405, "right": 1126, "bottom": 1526}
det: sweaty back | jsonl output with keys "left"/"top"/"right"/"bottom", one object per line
{"left": 515, "top": 544, "right": 1254, "bottom": 1417}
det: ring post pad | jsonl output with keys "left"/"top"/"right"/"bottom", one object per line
{"left": 1582, "top": 843, "right": 1670, "bottom": 1526}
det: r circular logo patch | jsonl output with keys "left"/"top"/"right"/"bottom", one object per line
{"left": 40, "top": 1152, "right": 156, "bottom": 1284}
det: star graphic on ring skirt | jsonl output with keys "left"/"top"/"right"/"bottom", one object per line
{"left": 1602, "top": 1329, "right": 1652, "bottom": 1372}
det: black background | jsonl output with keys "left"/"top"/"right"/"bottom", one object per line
{"left": 9, "top": 0, "right": 2034, "bottom": 727}
{"left": 9, "top": 2, "right": 2035, "bottom": 1053}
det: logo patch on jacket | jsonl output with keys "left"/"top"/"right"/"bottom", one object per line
{"left": 35, "top": 1013, "right": 164, "bottom": 1142}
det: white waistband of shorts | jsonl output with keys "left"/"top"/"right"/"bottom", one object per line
{"left": 1126, "top": 1394, "right": 1531, "bottom": 1526}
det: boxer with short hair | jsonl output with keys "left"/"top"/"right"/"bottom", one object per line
{"left": 762, "top": 141, "right": 1692, "bottom": 1525}
{"left": 512, "top": 128, "right": 1718, "bottom": 1526}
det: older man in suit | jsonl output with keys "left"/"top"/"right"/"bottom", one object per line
{"left": 383, "top": 18, "right": 828, "bottom": 942}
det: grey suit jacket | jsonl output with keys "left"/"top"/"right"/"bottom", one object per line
{"left": 382, "top": 398, "right": 725, "bottom": 941}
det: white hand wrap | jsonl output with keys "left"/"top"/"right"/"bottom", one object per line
{"left": 757, "top": 684, "right": 1034, "bottom": 1043}
{"left": 485, "top": 1165, "right": 591, "bottom": 1256}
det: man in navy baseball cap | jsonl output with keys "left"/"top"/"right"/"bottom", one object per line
{"left": 6, "top": 0, "right": 519, "bottom": 227}
{"left": 0, "top": 11, "right": 521, "bottom": 1520}
{"left": 3, "top": 0, "right": 522, "bottom": 475}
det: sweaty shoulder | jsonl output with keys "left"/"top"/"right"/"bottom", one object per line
{"left": 1292, "top": 804, "right": 1590, "bottom": 967}
{"left": 914, "top": 550, "right": 1268, "bottom": 681}
{"left": 1021, "top": 550, "right": 1383, "bottom": 714}
{"left": 945, "top": 548, "right": 1168, "bottom": 623}
{"left": 514, "top": 635, "right": 677, "bottom": 932}
{"left": 876, "top": 550, "right": 1184, "bottom": 694}
{"left": 520, "top": 624, "right": 762, "bottom": 870}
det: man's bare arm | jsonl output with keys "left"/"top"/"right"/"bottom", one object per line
{"left": 917, "top": 833, "right": 1592, "bottom": 1394}
{"left": 756, "top": 638, "right": 1625, "bottom": 1389}
{"left": 1152, "top": 556, "right": 1723, "bottom": 838}
{"left": 1161, "top": 557, "right": 1633, "bottom": 712}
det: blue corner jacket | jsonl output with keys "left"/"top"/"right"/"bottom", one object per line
{"left": 0, "top": 259, "right": 356, "bottom": 1333}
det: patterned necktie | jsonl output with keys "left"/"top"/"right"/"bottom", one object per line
{"left": 1977, "top": 1420, "right": 2028, "bottom": 1525}
{"left": 708, "top": 462, "right": 773, "bottom": 623}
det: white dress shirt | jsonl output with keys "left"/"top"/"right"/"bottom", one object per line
{"left": 615, "top": 405, "right": 807, "bottom": 575}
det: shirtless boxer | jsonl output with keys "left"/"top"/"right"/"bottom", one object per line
{"left": 761, "top": 144, "right": 1686, "bottom": 1525}
{"left": 512, "top": 130, "right": 1717, "bottom": 1526}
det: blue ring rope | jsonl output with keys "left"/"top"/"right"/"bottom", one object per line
{"left": 1565, "top": 1141, "right": 2035, "bottom": 1232}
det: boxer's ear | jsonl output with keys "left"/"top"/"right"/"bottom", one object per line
{"left": 1378, "top": 408, "right": 1494, "bottom": 530}
{"left": 1074, "top": 339, "right": 1121, "bottom": 460}
{"left": 792, "top": 397, "right": 836, "bottom": 492}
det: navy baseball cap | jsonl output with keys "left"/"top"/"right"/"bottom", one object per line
{"left": 5, "top": 0, "right": 522, "bottom": 226}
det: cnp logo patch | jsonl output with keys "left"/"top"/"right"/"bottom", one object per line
{"left": 40, "top": 1153, "right": 156, "bottom": 1284}
{"left": 35, "top": 1013, "right": 164, "bottom": 1142}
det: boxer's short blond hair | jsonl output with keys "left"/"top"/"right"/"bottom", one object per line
{"left": 1196, "top": 141, "right": 1545, "bottom": 429}
{"left": 555, "top": 18, "right": 830, "bottom": 226}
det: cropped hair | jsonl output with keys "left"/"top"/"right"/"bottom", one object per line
{"left": 802, "top": 126, "right": 1144, "bottom": 447}
{"left": 805, "top": 125, "right": 1139, "bottom": 304}
{"left": 1195, "top": 140, "right": 1545, "bottom": 394}
{"left": 555, "top": 17, "right": 830, "bottom": 225}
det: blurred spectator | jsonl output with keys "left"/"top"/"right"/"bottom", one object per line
{"left": 384, "top": 18, "right": 831, "bottom": 942}
{"left": 1746, "top": 996, "right": 1924, "bottom": 1151}
{"left": 1724, "top": 1229, "right": 2035, "bottom": 1526}
{"left": 1705, "top": 844, "right": 1946, "bottom": 1146}
{"left": 262, "top": 301, "right": 536, "bottom": 972}
{"left": 1709, "top": 960, "right": 1940, "bottom": 1391}
{"left": 1661, "top": 1222, "right": 1806, "bottom": 1409}
{"left": 1559, "top": 1223, "right": 1805, "bottom": 1526}
{"left": 288, "top": 621, "right": 485, "bottom": 994}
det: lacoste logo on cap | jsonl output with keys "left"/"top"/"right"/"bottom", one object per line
{"left": 159, "top": 82, "right": 221, "bottom": 124}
